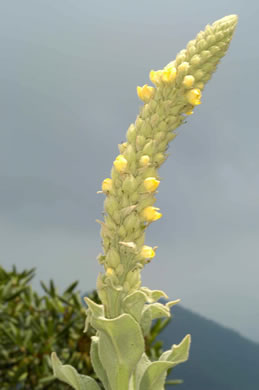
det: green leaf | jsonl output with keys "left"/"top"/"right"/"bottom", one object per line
{"left": 64, "top": 280, "right": 79, "bottom": 294}
{"left": 51, "top": 352, "right": 101, "bottom": 390}
{"left": 138, "top": 334, "right": 191, "bottom": 390}
{"left": 92, "top": 314, "right": 145, "bottom": 390}
{"left": 50, "top": 280, "right": 56, "bottom": 297}
{"left": 140, "top": 306, "right": 152, "bottom": 336}
{"left": 165, "top": 379, "right": 183, "bottom": 385}
{"left": 140, "top": 287, "right": 168, "bottom": 303}
{"left": 134, "top": 353, "right": 151, "bottom": 390}
{"left": 84, "top": 297, "right": 104, "bottom": 317}
{"left": 143, "top": 302, "right": 171, "bottom": 320}
{"left": 159, "top": 334, "right": 191, "bottom": 365}
{"left": 122, "top": 291, "right": 147, "bottom": 322}
{"left": 90, "top": 336, "right": 111, "bottom": 390}
{"left": 139, "top": 360, "right": 175, "bottom": 390}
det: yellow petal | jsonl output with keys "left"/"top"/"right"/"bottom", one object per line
{"left": 186, "top": 88, "right": 202, "bottom": 106}
{"left": 140, "top": 245, "right": 156, "bottom": 259}
{"left": 142, "top": 206, "right": 162, "bottom": 222}
{"left": 113, "top": 155, "right": 128, "bottom": 173}
{"left": 144, "top": 177, "right": 160, "bottom": 192}
{"left": 102, "top": 178, "right": 112, "bottom": 193}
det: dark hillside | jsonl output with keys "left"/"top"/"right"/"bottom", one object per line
{"left": 161, "top": 305, "right": 259, "bottom": 390}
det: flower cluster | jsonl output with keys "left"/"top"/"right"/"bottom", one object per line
{"left": 96, "top": 14, "right": 238, "bottom": 318}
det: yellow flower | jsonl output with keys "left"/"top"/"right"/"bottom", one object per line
{"left": 137, "top": 84, "right": 155, "bottom": 102}
{"left": 186, "top": 88, "right": 202, "bottom": 105}
{"left": 182, "top": 75, "right": 195, "bottom": 88}
{"left": 142, "top": 206, "right": 162, "bottom": 222}
{"left": 106, "top": 267, "right": 115, "bottom": 276}
{"left": 140, "top": 155, "right": 150, "bottom": 167}
{"left": 140, "top": 245, "right": 156, "bottom": 259}
{"left": 149, "top": 70, "right": 162, "bottom": 86}
{"left": 102, "top": 178, "right": 112, "bottom": 193}
{"left": 113, "top": 155, "right": 127, "bottom": 173}
{"left": 161, "top": 66, "right": 177, "bottom": 83}
{"left": 144, "top": 177, "right": 160, "bottom": 192}
{"left": 185, "top": 109, "right": 193, "bottom": 115}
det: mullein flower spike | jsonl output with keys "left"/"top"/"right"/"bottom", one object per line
{"left": 52, "top": 15, "right": 238, "bottom": 390}
{"left": 97, "top": 14, "right": 238, "bottom": 319}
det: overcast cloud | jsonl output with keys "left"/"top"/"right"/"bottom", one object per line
{"left": 0, "top": 0, "right": 259, "bottom": 343}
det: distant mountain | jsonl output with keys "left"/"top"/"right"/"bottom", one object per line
{"left": 161, "top": 304, "right": 259, "bottom": 390}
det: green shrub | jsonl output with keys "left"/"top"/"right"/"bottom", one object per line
{"left": 0, "top": 266, "right": 177, "bottom": 389}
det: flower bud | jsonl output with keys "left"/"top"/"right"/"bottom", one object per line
{"left": 124, "top": 144, "right": 136, "bottom": 164}
{"left": 167, "top": 132, "right": 177, "bottom": 142}
{"left": 139, "top": 155, "right": 150, "bottom": 167}
{"left": 150, "top": 113, "right": 160, "bottom": 127}
{"left": 113, "top": 154, "right": 128, "bottom": 173}
{"left": 105, "top": 268, "right": 120, "bottom": 286}
{"left": 196, "top": 38, "right": 207, "bottom": 51}
{"left": 177, "top": 61, "right": 190, "bottom": 74}
{"left": 141, "top": 121, "right": 153, "bottom": 137}
{"left": 104, "top": 196, "right": 119, "bottom": 215}
{"left": 126, "top": 269, "right": 140, "bottom": 287}
{"left": 158, "top": 120, "right": 168, "bottom": 132}
{"left": 161, "top": 66, "right": 177, "bottom": 83}
{"left": 106, "top": 267, "right": 115, "bottom": 276}
{"left": 122, "top": 175, "right": 137, "bottom": 194}
{"left": 123, "top": 281, "right": 130, "bottom": 293}
{"left": 195, "top": 81, "right": 204, "bottom": 90}
{"left": 136, "top": 135, "right": 146, "bottom": 150}
{"left": 137, "top": 84, "right": 155, "bottom": 102}
{"left": 115, "top": 263, "right": 124, "bottom": 276}
{"left": 144, "top": 177, "right": 160, "bottom": 192}
{"left": 182, "top": 75, "right": 195, "bottom": 88}
{"left": 138, "top": 194, "right": 156, "bottom": 209}
{"left": 143, "top": 141, "right": 155, "bottom": 156}
{"left": 106, "top": 248, "right": 121, "bottom": 268}
{"left": 175, "top": 52, "right": 186, "bottom": 65}
{"left": 187, "top": 44, "right": 196, "bottom": 57}
{"left": 123, "top": 213, "right": 140, "bottom": 232}
{"left": 157, "top": 140, "right": 168, "bottom": 153}
{"left": 135, "top": 116, "right": 144, "bottom": 130}
{"left": 126, "top": 124, "right": 137, "bottom": 143}
{"left": 190, "top": 54, "right": 201, "bottom": 66}
{"left": 153, "top": 152, "right": 166, "bottom": 166}
{"left": 118, "top": 142, "right": 128, "bottom": 154}
{"left": 102, "top": 178, "right": 113, "bottom": 193}
{"left": 155, "top": 131, "right": 166, "bottom": 143}
{"left": 193, "top": 70, "right": 204, "bottom": 80}
{"left": 118, "top": 225, "right": 127, "bottom": 239}
{"left": 149, "top": 69, "right": 162, "bottom": 86}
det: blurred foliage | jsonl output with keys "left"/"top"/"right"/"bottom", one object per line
{"left": 0, "top": 265, "right": 180, "bottom": 389}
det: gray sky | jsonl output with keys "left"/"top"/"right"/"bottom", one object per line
{"left": 1, "top": 0, "right": 259, "bottom": 343}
